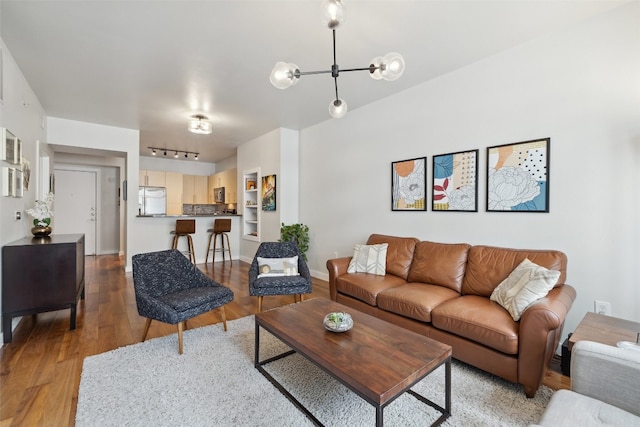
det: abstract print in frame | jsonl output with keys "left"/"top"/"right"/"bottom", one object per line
{"left": 486, "top": 138, "right": 550, "bottom": 212}
{"left": 432, "top": 149, "right": 478, "bottom": 212}
{"left": 391, "top": 157, "right": 426, "bottom": 211}
{"left": 261, "top": 174, "right": 276, "bottom": 211}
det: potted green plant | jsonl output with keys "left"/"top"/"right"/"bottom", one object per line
{"left": 280, "top": 223, "right": 309, "bottom": 261}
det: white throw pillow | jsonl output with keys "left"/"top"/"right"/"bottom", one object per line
{"left": 490, "top": 258, "right": 561, "bottom": 321}
{"left": 257, "top": 256, "right": 299, "bottom": 278}
{"left": 347, "top": 243, "right": 388, "bottom": 276}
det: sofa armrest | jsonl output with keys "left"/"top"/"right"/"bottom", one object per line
{"left": 326, "top": 257, "right": 352, "bottom": 301}
{"left": 517, "top": 284, "right": 577, "bottom": 397}
{"left": 571, "top": 340, "right": 640, "bottom": 416}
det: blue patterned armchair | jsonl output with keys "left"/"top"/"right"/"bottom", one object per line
{"left": 132, "top": 249, "right": 234, "bottom": 354}
{"left": 248, "top": 242, "right": 312, "bottom": 312}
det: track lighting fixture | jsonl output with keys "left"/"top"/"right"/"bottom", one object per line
{"left": 148, "top": 147, "right": 200, "bottom": 161}
{"left": 269, "top": 0, "right": 405, "bottom": 118}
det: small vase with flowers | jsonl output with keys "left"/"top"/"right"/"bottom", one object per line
{"left": 26, "top": 192, "right": 54, "bottom": 237}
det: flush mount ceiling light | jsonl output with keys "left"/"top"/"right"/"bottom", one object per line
{"left": 188, "top": 114, "right": 212, "bottom": 134}
{"left": 269, "top": 0, "right": 405, "bottom": 119}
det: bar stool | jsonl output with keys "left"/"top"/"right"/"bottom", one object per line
{"left": 205, "top": 219, "right": 232, "bottom": 264}
{"left": 170, "top": 219, "right": 196, "bottom": 263}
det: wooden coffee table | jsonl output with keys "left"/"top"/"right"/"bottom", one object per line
{"left": 254, "top": 297, "right": 452, "bottom": 427}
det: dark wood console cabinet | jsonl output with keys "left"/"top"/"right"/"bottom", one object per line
{"left": 2, "top": 234, "right": 85, "bottom": 343}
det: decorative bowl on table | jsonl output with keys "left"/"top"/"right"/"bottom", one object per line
{"left": 323, "top": 312, "right": 353, "bottom": 332}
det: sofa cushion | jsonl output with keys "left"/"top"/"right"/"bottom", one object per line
{"left": 407, "top": 241, "right": 471, "bottom": 292}
{"left": 462, "top": 245, "right": 567, "bottom": 297}
{"left": 335, "top": 273, "right": 407, "bottom": 306}
{"left": 366, "top": 234, "right": 420, "bottom": 280}
{"left": 347, "top": 243, "right": 388, "bottom": 276}
{"left": 377, "top": 283, "right": 460, "bottom": 322}
{"left": 431, "top": 295, "right": 519, "bottom": 354}
{"left": 490, "top": 258, "right": 560, "bottom": 321}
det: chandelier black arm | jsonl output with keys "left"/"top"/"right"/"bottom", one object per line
{"left": 292, "top": 29, "right": 380, "bottom": 79}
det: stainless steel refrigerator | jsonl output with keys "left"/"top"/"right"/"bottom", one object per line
{"left": 138, "top": 186, "right": 167, "bottom": 215}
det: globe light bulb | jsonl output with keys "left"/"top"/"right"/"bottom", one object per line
{"left": 328, "top": 98, "right": 348, "bottom": 118}
{"left": 269, "top": 62, "right": 300, "bottom": 89}
{"left": 380, "top": 52, "right": 405, "bottom": 81}
{"left": 321, "top": 0, "right": 345, "bottom": 29}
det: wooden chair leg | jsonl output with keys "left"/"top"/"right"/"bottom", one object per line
{"left": 177, "top": 321, "right": 185, "bottom": 354}
{"left": 220, "top": 306, "right": 228, "bottom": 331}
{"left": 213, "top": 233, "right": 218, "bottom": 263}
{"left": 141, "top": 318, "right": 152, "bottom": 342}
{"left": 224, "top": 233, "right": 232, "bottom": 262}
{"left": 257, "top": 296, "right": 263, "bottom": 313}
{"left": 187, "top": 235, "right": 195, "bottom": 264}
{"left": 300, "top": 293, "right": 305, "bottom": 302}
{"left": 205, "top": 232, "right": 214, "bottom": 264}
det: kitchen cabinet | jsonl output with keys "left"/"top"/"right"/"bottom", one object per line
{"left": 2, "top": 234, "right": 85, "bottom": 343}
{"left": 139, "top": 169, "right": 166, "bottom": 187}
{"left": 208, "top": 168, "right": 238, "bottom": 204}
{"left": 183, "top": 175, "right": 208, "bottom": 204}
{"left": 224, "top": 168, "right": 238, "bottom": 204}
{"left": 165, "top": 172, "right": 183, "bottom": 215}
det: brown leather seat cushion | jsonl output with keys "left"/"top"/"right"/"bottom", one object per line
{"left": 431, "top": 295, "right": 519, "bottom": 354}
{"left": 377, "top": 282, "right": 460, "bottom": 322}
{"left": 366, "top": 234, "right": 419, "bottom": 280}
{"left": 407, "top": 241, "right": 471, "bottom": 292}
{"left": 335, "top": 273, "right": 406, "bottom": 306}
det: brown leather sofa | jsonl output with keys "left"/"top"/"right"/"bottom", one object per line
{"left": 326, "top": 234, "right": 576, "bottom": 397}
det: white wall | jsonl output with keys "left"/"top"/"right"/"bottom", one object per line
{"left": 139, "top": 155, "right": 215, "bottom": 176}
{"left": 237, "top": 127, "right": 300, "bottom": 261}
{"left": 47, "top": 117, "right": 140, "bottom": 268}
{"left": 299, "top": 3, "right": 640, "bottom": 341}
{"left": 0, "top": 39, "right": 50, "bottom": 333}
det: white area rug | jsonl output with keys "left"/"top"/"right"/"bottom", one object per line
{"left": 76, "top": 315, "right": 552, "bottom": 426}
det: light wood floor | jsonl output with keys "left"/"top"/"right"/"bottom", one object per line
{"left": 0, "top": 255, "right": 569, "bottom": 426}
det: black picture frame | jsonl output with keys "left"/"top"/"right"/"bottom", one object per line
{"left": 486, "top": 138, "right": 550, "bottom": 212}
{"left": 261, "top": 174, "right": 276, "bottom": 211}
{"left": 432, "top": 149, "right": 478, "bottom": 212}
{"left": 391, "top": 157, "right": 427, "bottom": 211}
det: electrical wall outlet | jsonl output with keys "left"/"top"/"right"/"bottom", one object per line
{"left": 594, "top": 300, "right": 611, "bottom": 316}
{"left": 332, "top": 251, "right": 338, "bottom": 259}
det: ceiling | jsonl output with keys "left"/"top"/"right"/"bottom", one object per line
{"left": 0, "top": 1, "right": 627, "bottom": 164}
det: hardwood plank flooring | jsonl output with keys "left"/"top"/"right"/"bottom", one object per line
{"left": 0, "top": 254, "right": 569, "bottom": 426}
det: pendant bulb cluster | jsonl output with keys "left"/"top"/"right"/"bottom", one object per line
{"left": 269, "top": 0, "right": 404, "bottom": 119}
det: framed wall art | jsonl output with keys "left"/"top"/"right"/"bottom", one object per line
{"left": 2, "top": 167, "right": 15, "bottom": 197}
{"left": 391, "top": 157, "right": 426, "bottom": 211}
{"left": 261, "top": 174, "right": 276, "bottom": 211}
{"left": 2, "top": 128, "right": 20, "bottom": 164}
{"left": 486, "top": 138, "right": 550, "bottom": 212}
{"left": 14, "top": 169, "right": 23, "bottom": 198}
{"left": 432, "top": 149, "right": 478, "bottom": 212}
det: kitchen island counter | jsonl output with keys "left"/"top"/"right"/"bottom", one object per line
{"left": 132, "top": 215, "right": 240, "bottom": 264}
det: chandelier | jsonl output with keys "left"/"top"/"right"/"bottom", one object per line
{"left": 188, "top": 114, "right": 212, "bottom": 135}
{"left": 269, "top": 0, "right": 405, "bottom": 118}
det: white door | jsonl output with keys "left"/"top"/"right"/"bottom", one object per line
{"left": 54, "top": 169, "right": 97, "bottom": 255}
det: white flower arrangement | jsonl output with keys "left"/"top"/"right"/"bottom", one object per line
{"left": 26, "top": 192, "right": 54, "bottom": 227}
